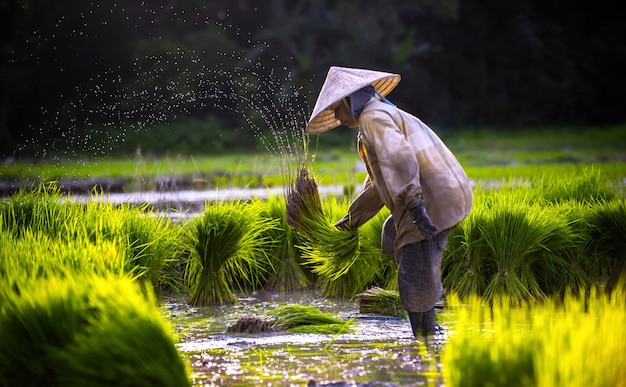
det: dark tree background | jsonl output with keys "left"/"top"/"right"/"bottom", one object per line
{"left": 1, "top": 0, "right": 625, "bottom": 158}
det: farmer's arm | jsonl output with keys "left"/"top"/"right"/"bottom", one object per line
{"left": 334, "top": 176, "right": 384, "bottom": 230}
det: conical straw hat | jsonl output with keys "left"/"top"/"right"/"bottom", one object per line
{"left": 306, "top": 66, "right": 400, "bottom": 134}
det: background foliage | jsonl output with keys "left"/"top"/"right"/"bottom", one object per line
{"left": 2, "top": 0, "right": 625, "bottom": 158}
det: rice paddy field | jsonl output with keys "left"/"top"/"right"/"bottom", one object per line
{"left": 1, "top": 126, "right": 626, "bottom": 386}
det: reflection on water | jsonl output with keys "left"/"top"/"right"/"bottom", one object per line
{"left": 70, "top": 185, "right": 345, "bottom": 217}
{"left": 166, "top": 291, "right": 448, "bottom": 386}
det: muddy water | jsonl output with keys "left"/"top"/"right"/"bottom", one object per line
{"left": 74, "top": 188, "right": 452, "bottom": 385}
{"left": 166, "top": 291, "right": 449, "bottom": 386}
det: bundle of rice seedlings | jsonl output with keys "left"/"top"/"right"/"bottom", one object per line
{"left": 585, "top": 198, "right": 626, "bottom": 293}
{"left": 0, "top": 275, "right": 190, "bottom": 386}
{"left": 0, "top": 183, "right": 79, "bottom": 238}
{"left": 286, "top": 166, "right": 327, "bottom": 237}
{"left": 442, "top": 204, "right": 494, "bottom": 300}
{"left": 1, "top": 185, "right": 186, "bottom": 295}
{"left": 267, "top": 304, "right": 353, "bottom": 334}
{"left": 82, "top": 198, "right": 186, "bottom": 294}
{"left": 119, "top": 207, "right": 187, "bottom": 294}
{"left": 486, "top": 200, "right": 588, "bottom": 304}
{"left": 286, "top": 167, "right": 362, "bottom": 297}
{"left": 0, "top": 231, "right": 127, "bottom": 305}
{"left": 251, "top": 195, "right": 310, "bottom": 292}
{"left": 307, "top": 203, "right": 395, "bottom": 298}
{"left": 444, "top": 192, "right": 586, "bottom": 304}
{"left": 356, "top": 287, "right": 406, "bottom": 319}
{"left": 226, "top": 304, "right": 353, "bottom": 335}
{"left": 184, "top": 200, "right": 276, "bottom": 306}
{"left": 442, "top": 288, "right": 626, "bottom": 387}
{"left": 553, "top": 201, "right": 595, "bottom": 285}
{"left": 532, "top": 202, "right": 590, "bottom": 296}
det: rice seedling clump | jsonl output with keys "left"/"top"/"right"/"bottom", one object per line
{"left": 250, "top": 195, "right": 310, "bottom": 292}
{"left": 584, "top": 198, "right": 626, "bottom": 293}
{"left": 184, "top": 199, "right": 277, "bottom": 305}
{"left": 442, "top": 183, "right": 606, "bottom": 304}
{"left": 442, "top": 287, "right": 626, "bottom": 387}
{"left": 356, "top": 287, "right": 406, "bottom": 319}
{"left": 0, "top": 275, "right": 191, "bottom": 386}
{"left": 266, "top": 304, "right": 354, "bottom": 334}
{"left": 226, "top": 304, "right": 354, "bottom": 335}
{"left": 286, "top": 167, "right": 390, "bottom": 298}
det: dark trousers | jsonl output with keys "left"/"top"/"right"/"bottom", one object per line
{"left": 396, "top": 229, "right": 451, "bottom": 313}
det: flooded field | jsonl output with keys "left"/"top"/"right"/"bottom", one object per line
{"left": 166, "top": 291, "right": 449, "bottom": 386}
{"left": 70, "top": 185, "right": 346, "bottom": 217}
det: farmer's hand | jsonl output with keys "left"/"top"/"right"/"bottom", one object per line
{"left": 334, "top": 218, "right": 354, "bottom": 231}
{"left": 410, "top": 199, "right": 438, "bottom": 240}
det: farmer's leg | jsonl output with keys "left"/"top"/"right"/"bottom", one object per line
{"left": 397, "top": 229, "right": 451, "bottom": 337}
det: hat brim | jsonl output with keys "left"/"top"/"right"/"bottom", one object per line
{"left": 305, "top": 67, "right": 401, "bottom": 135}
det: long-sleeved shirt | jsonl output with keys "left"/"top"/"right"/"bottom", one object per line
{"left": 336, "top": 99, "right": 473, "bottom": 254}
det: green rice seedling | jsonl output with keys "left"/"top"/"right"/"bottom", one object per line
{"left": 533, "top": 200, "right": 598, "bottom": 295}
{"left": 184, "top": 200, "right": 277, "bottom": 305}
{"left": 119, "top": 207, "right": 187, "bottom": 294}
{"left": 302, "top": 197, "right": 397, "bottom": 298}
{"left": 287, "top": 167, "right": 397, "bottom": 297}
{"left": 0, "top": 275, "right": 190, "bottom": 386}
{"left": 0, "top": 230, "right": 127, "bottom": 302}
{"left": 63, "top": 188, "right": 187, "bottom": 294}
{"left": 355, "top": 287, "right": 406, "bottom": 319}
{"left": 534, "top": 201, "right": 590, "bottom": 295}
{"left": 0, "top": 183, "right": 81, "bottom": 239}
{"left": 441, "top": 294, "right": 541, "bottom": 387}
{"left": 79, "top": 193, "right": 127, "bottom": 243}
{"left": 443, "top": 199, "right": 495, "bottom": 299}
{"left": 552, "top": 199, "right": 594, "bottom": 264}
{"left": 527, "top": 203, "right": 590, "bottom": 296}
{"left": 352, "top": 208, "right": 397, "bottom": 290}
{"left": 1, "top": 185, "right": 185, "bottom": 293}
{"left": 299, "top": 196, "right": 389, "bottom": 298}
{"left": 481, "top": 200, "right": 582, "bottom": 304}
{"left": 533, "top": 166, "right": 616, "bottom": 204}
{"left": 285, "top": 166, "right": 331, "bottom": 238}
{"left": 266, "top": 304, "right": 354, "bottom": 334}
{"left": 286, "top": 168, "right": 360, "bottom": 295}
{"left": 442, "top": 287, "right": 626, "bottom": 387}
{"left": 584, "top": 198, "right": 626, "bottom": 293}
{"left": 249, "top": 195, "right": 310, "bottom": 291}
{"left": 444, "top": 192, "right": 586, "bottom": 304}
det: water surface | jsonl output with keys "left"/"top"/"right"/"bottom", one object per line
{"left": 167, "top": 291, "right": 449, "bottom": 386}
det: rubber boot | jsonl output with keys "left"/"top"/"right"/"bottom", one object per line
{"left": 408, "top": 308, "right": 436, "bottom": 339}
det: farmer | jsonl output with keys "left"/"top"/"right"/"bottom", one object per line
{"left": 305, "top": 66, "right": 473, "bottom": 339}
